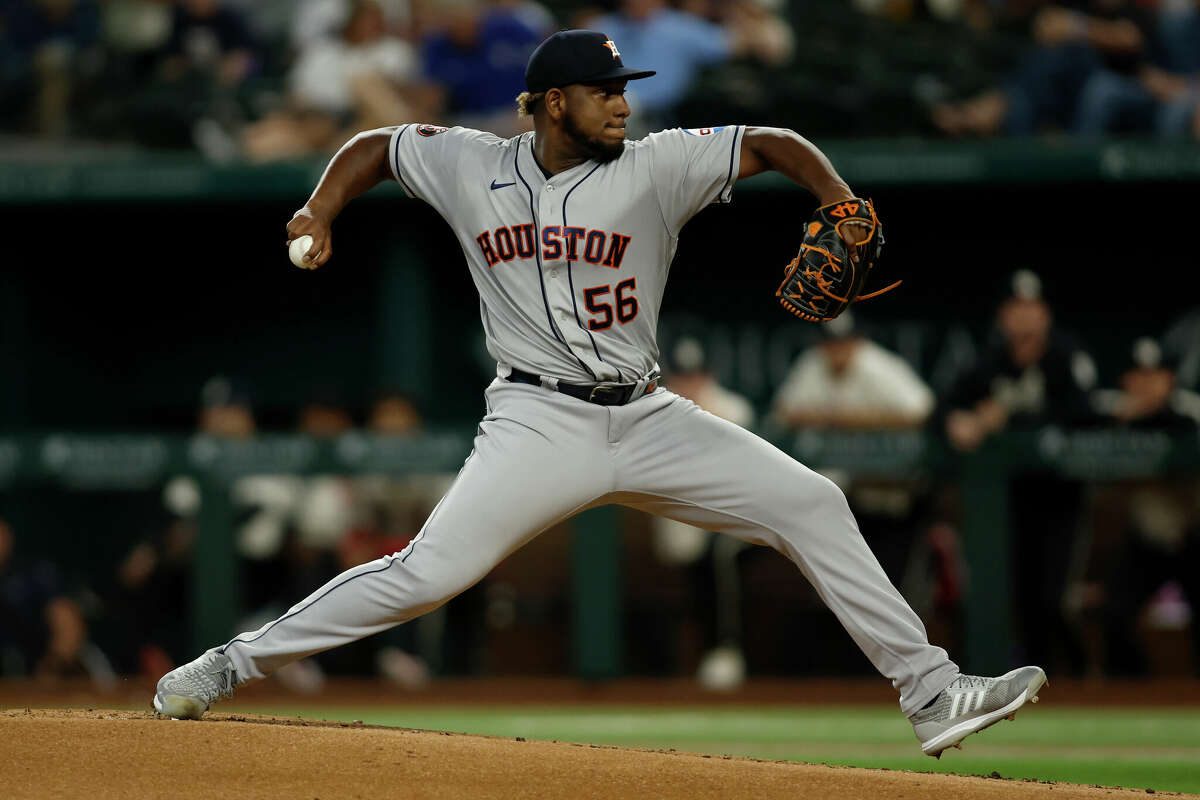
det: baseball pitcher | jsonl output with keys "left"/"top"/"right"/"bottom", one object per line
{"left": 155, "top": 29, "right": 1045, "bottom": 757}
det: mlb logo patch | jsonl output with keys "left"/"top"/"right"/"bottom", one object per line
{"left": 416, "top": 124, "right": 448, "bottom": 137}
{"left": 682, "top": 127, "right": 726, "bottom": 136}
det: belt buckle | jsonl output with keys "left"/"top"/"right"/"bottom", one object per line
{"left": 587, "top": 383, "right": 628, "bottom": 405}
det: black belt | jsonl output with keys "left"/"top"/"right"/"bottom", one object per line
{"left": 506, "top": 368, "right": 659, "bottom": 406}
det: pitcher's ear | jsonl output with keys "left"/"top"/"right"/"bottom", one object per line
{"left": 545, "top": 88, "right": 566, "bottom": 120}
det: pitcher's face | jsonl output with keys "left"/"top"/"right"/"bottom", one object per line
{"left": 562, "top": 81, "right": 631, "bottom": 163}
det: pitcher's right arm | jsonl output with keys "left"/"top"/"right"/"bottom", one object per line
{"left": 285, "top": 127, "right": 396, "bottom": 269}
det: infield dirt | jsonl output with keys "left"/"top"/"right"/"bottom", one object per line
{"left": 1, "top": 708, "right": 1194, "bottom": 800}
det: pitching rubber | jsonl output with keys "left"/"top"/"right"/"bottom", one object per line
{"left": 921, "top": 668, "right": 1048, "bottom": 757}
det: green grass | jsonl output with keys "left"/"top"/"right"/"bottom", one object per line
{"left": 237, "top": 704, "right": 1200, "bottom": 794}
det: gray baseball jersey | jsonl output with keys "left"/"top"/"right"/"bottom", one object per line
{"left": 204, "top": 124, "right": 960, "bottom": 717}
{"left": 387, "top": 123, "right": 744, "bottom": 383}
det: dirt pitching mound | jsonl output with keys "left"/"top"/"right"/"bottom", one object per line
{"left": 0, "top": 709, "right": 1191, "bottom": 799}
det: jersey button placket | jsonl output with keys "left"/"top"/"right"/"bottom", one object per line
{"left": 541, "top": 191, "right": 562, "bottom": 284}
{"left": 540, "top": 185, "right": 575, "bottom": 347}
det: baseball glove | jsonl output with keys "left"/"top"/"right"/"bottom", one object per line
{"left": 775, "top": 198, "right": 898, "bottom": 322}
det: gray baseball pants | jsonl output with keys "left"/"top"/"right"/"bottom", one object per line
{"left": 216, "top": 379, "right": 958, "bottom": 715}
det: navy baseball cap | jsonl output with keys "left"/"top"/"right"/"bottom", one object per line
{"left": 525, "top": 30, "right": 655, "bottom": 93}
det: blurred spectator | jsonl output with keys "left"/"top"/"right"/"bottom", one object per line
{"left": 492, "top": 0, "right": 555, "bottom": 37}
{"left": 662, "top": 336, "right": 756, "bottom": 425}
{"left": 241, "top": 0, "right": 432, "bottom": 163}
{"left": 1074, "top": 0, "right": 1200, "bottom": 138}
{"left": 231, "top": 387, "right": 363, "bottom": 691}
{"left": 932, "top": 0, "right": 1163, "bottom": 137}
{"left": 588, "top": 0, "right": 791, "bottom": 133}
{"left": 105, "top": 374, "right": 250, "bottom": 675}
{"left": 1093, "top": 337, "right": 1200, "bottom": 429}
{"left": 1101, "top": 490, "right": 1199, "bottom": 676}
{"left": 286, "top": 390, "right": 359, "bottom": 599}
{"left": 1158, "top": 0, "right": 1200, "bottom": 70}
{"left": 290, "top": 390, "right": 359, "bottom": 569}
{"left": 292, "top": 0, "right": 363, "bottom": 47}
{"left": 297, "top": 390, "right": 356, "bottom": 438}
{"left": 198, "top": 373, "right": 256, "bottom": 437}
{"left": 1093, "top": 337, "right": 1200, "bottom": 675}
{"left": 354, "top": 392, "right": 446, "bottom": 545}
{"left": 74, "top": 1, "right": 171, "bottom": 141}
{"left": 323, "top": 391, "right": 443, "bottom": 684}
{"left": 119, "top": 0, "right": 261, "bottom": 155}
{"left": 191, "top": 376, "right": 301, "bottom": 615}
{"left": 288, "top": 0, "right": 413, "bottom": 48}
{"left": 770, "top": 312, "right": 939, "bottom": 629}
{"left": 771, "top": 311, "right": 934, "bottom": 431}
{"left": 0, "top": 516, "right": 112, "bottom": 682}
{"left": 0, "top": 0, "right": 102, "bottom": 138}
{"left": 159, "top": 0, "right": 259, "bottom": 87}
{"left": 369, "top": 389, "right": 423, "bottom": 434}
{"left": 108, "top": 495, "right": 196, "bottom": 676}
{"left": 851, "top": 0, "right": 996, "bottom": 27}
{"left": 98, "top": 0, "right": 172, "bottom": 53}
{"left": 217, "top": 382, "right": 358, "bottom": 602}
{"left": 1151, "top": 0, "right": 1200, "bottom": 139}
{"left": 939, "top": 269, "right": 1098, "bottom": 674}
{"left": 941, "top": 270, "right": 1096, "bottom": 451}
{"left": 676, "top": 0, "right": 794, "bottom": 65}
{"left": 418, "top": 0, "right": 545, "bottom": 136}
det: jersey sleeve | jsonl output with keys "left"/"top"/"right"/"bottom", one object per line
{"left": 388, "top": 124, "right": 497, "bottom": 212}
{"left": 645, "top": 125, "right": 745, "bottom": 237}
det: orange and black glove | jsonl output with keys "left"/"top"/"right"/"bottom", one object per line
{"left": 776, "top": 198, "right": 897, "bottom": 322}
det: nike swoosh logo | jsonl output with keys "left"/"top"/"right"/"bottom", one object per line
{"left": 490, "top": 180, "right": 515, "bottom": 190}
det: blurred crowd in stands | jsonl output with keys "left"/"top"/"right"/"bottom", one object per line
{"left": 2, "top": 0, "right": 1199, "bottom": 159}
{"left": 4, "top": 270, "right": 1200, "bottom": 689}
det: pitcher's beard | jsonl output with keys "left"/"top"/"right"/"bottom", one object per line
{"left": 564, "top": 112, "right": 625, "bottom": 163}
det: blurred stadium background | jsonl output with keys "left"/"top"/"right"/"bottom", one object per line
{"left": 2, "top": 0, "right": 1200, "bottom": 792}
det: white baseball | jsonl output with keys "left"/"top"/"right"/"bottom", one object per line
{"left": 289, "top": 234, "right": 315, "bottom": 269}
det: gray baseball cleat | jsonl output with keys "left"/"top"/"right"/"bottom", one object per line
{"left": 910, "top": 666, "right": 1047, "bottom": 757}
{"left": 153, "top": 651, "right": 238, "bottom": 720}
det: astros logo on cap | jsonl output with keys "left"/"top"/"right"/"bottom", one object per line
{"left": 603, "top": 39, "right": 620, "bottom": 59}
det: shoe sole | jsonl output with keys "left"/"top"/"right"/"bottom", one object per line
{"left": 153, "top": 693, "right": 208, "bottom": 720}
{"left": 921, "top": 668, "right": 1047, "bottom": 757}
